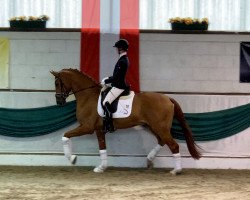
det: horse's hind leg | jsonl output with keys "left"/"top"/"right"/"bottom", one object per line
{"left": 151, "top": 126, "right": 182, "bottom": 175}
{"left": 147, "top": 136, "right": 164, "bottom": 169}
{"left": 163, "top": 135, "right": 182, "bottom": 175}
{"left": 166, "top": 138, "right": 182, "bottom": 175}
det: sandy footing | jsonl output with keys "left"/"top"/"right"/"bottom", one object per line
{"left": 0, "top": 166, "right": 249, "bottom": 200}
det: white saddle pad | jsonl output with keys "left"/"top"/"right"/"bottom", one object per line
{"left": 97, "top": 91, "right": 135, "bottom": 118}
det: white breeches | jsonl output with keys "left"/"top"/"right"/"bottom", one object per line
{"left": 103, "top": 87, "right": 124, "bottom": 105}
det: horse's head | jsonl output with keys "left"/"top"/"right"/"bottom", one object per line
{"left": 50, "top": 70, "right": 72, "bottom": 106}
{"left": 51, "top": 68, "right": 100, "bottom": 106}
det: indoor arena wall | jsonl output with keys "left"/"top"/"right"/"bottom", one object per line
{"left": 0, "top": 31, "right": 249, "bottom": 169}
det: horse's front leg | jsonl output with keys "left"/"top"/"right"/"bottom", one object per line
{"left": 93, "top": 130, "right": 108, "bottom": 173}
{"left": 62, "top": 125, "right": 93, "bottom": 165}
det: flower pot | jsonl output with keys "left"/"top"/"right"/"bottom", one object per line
{"left": 171, "top": 22, "right": 208, "bottom": 30}
{"left": 10, "top": 20, "right": 46, "bottom": 29}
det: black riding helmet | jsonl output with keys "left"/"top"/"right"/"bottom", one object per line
{"left": 113, "top": 39, "right": 129, "bottom": 50}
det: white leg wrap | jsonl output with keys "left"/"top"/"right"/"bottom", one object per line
{"left": 147, "top": 144, "right": 162, "bottom": 161}
{"left": 62, "top": 137, "right": 77, "bottom": 164}
{"left": 170, "top": 153, "right": 182, "bottom": 175}
{"left": 93, "top": 149, "right": 108, "bottom": 173}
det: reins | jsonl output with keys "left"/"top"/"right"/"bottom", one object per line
{"left": 68, "top": 84, "right": 100, "bottom": 96}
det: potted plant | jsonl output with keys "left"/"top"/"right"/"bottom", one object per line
{"left": 169, "top": 17, "right": 209, "bottom": 30}
{"left": 9, "top": 15, "right": 49, "bottom": 29}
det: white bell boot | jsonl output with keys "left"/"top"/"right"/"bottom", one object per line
{"left": 170, "top": 153, "right": 182, "bottom": 175}
{"left": 62, "top": 137, "right": 77, "bottom": 164}
{"left": 93, "top": 149, "right": 108, "bottom": 173}
{"left": 147, "top": 144, "right": 162, "bottom": 168}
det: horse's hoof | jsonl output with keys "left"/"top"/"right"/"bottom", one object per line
{"left": 93, "top": 166, "right": 106, "bottom": 173}
{"left": 170, "top": 168, "right": 182, "bottom": 175}
{"left": 147, "top": 159, "right": 154, "bottom": 169}
{"left": 70, "top": 155, "right": 77, "bottom": 165}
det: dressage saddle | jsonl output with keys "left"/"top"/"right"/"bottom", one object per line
{"left": 101, "top": 86, "right": 130, "bottom": 133}
{"left": 101, "top": 86, "right": 130, "bottom": 113}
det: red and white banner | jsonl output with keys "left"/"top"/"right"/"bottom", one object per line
{"left": 81, "top": 0, "right": 140, "bottom": 92}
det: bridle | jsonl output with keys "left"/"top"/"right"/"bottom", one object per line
{"left": 55, "top": 77, "right": 69, "bottom": 101}
{"left": 55, "top": 77, "right": 99, "bottom": 105}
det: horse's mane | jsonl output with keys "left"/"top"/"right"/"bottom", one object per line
{"left": 62, "top": 68, "right": 98, "bottom": 85}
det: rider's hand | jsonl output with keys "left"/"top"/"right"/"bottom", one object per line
{"left": 101, "top": 77, "right": 108, "bottom": 85}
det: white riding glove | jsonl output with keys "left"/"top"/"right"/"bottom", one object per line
{"left": 101, "top": 77, "right": 109, "bottom": 86}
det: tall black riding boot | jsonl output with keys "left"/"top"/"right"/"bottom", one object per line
{"left": 102, "top": 111, "right": 108, "bottom": 132}
{"left": 104, "top": 102, "right": 114, "bottom": 133}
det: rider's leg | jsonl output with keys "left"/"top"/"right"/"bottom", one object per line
{"left": 103, "top": 106, "right": 114, "bottom": 132}
{"left": 103, "top": 87, "right": 124, "bottom": 107}
{"left": 102, "top": 87, "right": 124, "bottom": 132}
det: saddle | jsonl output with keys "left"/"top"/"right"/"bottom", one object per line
{"left": 101, "top": 86, "right": 131, "bottom": 113}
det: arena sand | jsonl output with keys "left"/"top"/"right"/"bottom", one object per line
{"left": 0, "top": 166, "right": 249, "bottom": 200}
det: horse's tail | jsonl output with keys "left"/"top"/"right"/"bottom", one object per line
{"left": 170, "top": 98, "right": 202, "bottom": 159}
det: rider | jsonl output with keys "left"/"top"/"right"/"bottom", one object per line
{"left": 101, "top": 39, "right": 130, "bottom": 132}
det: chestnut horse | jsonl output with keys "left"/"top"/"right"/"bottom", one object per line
{"left": 51, "top": 69, "right": 201, "bottom": 174}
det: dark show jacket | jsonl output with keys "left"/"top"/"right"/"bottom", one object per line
{"left": 104, "top": 55, "right": 129, "bottom": 89}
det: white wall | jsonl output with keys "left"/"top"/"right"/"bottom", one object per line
{"left": 1, "top": 32, "right": 250, "bottom": 92}
{"left": 140, "top": 33, "right": 250, "bottom": 93}
{"left": 0, "top": 32, "right": 80, "bottom": 90}
{"left": 0, "top": 31, "right": 249, "bottom": 169}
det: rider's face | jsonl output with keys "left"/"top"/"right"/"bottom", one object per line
{"left": 117, "top": 48, "right": 124, "bottom": 54}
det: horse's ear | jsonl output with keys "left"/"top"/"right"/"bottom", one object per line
{"left": 50, "top": 70, "right": 59, "bottom": 77}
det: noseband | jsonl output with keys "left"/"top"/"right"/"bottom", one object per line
{"left": 55, "top": 77, "right": 69, "bottom": 101}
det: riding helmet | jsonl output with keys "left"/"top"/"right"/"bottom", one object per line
{"left": 113, "top": 39, "right": 129, "bottom": 50}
